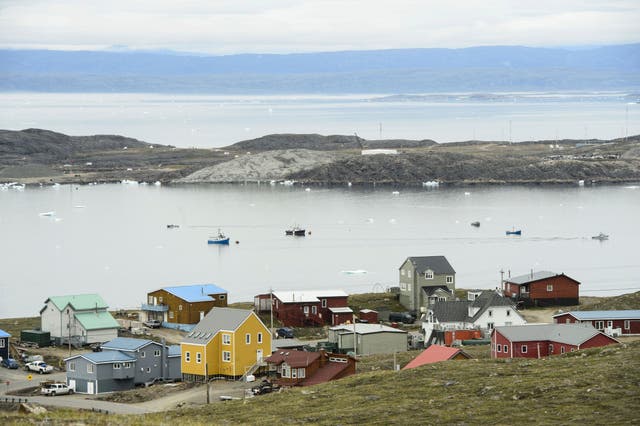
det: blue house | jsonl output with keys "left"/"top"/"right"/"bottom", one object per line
{"left": 0, "top": 329, "right": 10, "bottom": 360}
{"left": 65, "top": 337, "right": 181, "bottom": 394}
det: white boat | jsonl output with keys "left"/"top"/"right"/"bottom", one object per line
{"left": 592, "top": 232, "right": 609, "bottom": 241}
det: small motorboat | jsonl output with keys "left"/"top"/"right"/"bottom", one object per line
{"left": 208, "top": 229, "right": 230, "bottom": 244}
{"left": 285, "top": 226, "right": 306, "bottom": 236}
{"left": 592, "top": 232, "right": 609, "bottom": 241}
{"left": 166, "top": 224, "right": 180, "bottom": 229}
{"left": 470, "top": 221, "right": 480, "bottom": 227}
{"left": 506, "top": 229, "right": 522, "bottom": 236}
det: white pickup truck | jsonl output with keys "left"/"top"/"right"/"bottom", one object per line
{"left": 41, "top": 382, "right": 73, "bottom": 396}
{"left": 25, "top": 360, "right": 54, "bottom": 374}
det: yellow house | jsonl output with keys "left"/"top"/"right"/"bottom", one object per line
{"left": 180, "top": 307, "right": 271, "bottom": 381}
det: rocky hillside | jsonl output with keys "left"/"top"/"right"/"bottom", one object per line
{"left": 227, "top": 133, "right": 436, "bottom": 151}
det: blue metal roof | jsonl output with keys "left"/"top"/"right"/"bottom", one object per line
{"left": 67, "top": 351, "right": 136, "bottom": 364}
{"left": 162, "top": 284, "right": 228, "bottom": 303}
{"left": 167, "top": 345, "right": 181, "bottom": 357}
{"left": 559, "top": 310, "right": 640, "bottom": 320}
{"left": 0, "top": 329, "right": 10, "bottom": 338}
{"left": 101, "top": 337, "right": 153, "bottom": 351}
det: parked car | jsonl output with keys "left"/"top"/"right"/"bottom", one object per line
{"left": 41, "top": 382, "right": 73, "bottom": 396}
{"left": 276, "top": 327, "right": 294, "bottom": 338}
{"left": 143, "top": 319, "right": 162, "bottom": 328}
{"left": 388, "top": 312, "right": 414, "bottom": 324}
{"left": 1, "top": 358, "right": 19, "bottom": 369}
{"left": 25, "top": 360, "right": 54, "bottom": 374}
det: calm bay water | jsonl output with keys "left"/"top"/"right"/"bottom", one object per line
{"left": 1, "top": 183, "right": 639, "bottom": 318}
{"left": 0, "top": 93, "right": 637, "bottom": 147}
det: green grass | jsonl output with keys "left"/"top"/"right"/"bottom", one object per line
{"left": 2, "top": 341, "right": 638, "bottom": 425}
{"left": 347, "top": 292, "right": 405, "bottom": 313}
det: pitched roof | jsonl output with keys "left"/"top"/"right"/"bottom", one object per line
{"left": 160, "top": 284, "right": 228, "bottom": 303}
{"left": 273, "top": 290, "right": 347, "bottom": 304}
{"left": 505, "top": 271, "right": 579, "bottom": 285}
{"left": 0, "top": 329, "right": 10, "bottom": 338}
{"left": 554, "top": 310, "right": 640, "bottom": 320}
{"left": 430, "top": 291, "right": 519, "bottom": 324}
{"left": 422, "top": 286, "right": 452, "bottom": 297}
{"left": 167, "top": 345, "right": 181, "bottom": 357}
{"left": 404, "top": 256, "right": 455, "bottom": 275}
{"left": 301, "top": 360, "right": 351, "bottom": 386}
{"left": 182, "top": 307, "right": 257, "bottom": 344}
{"left": 101, "top": 337, "right": 154, "bottom": 351}
{"left": 264, "top": 350, "right": 321, "bottom": 367}
{"left": 403, "top": 345, "right": 470, "bottom": 369}
{"left": 74, "top": 311, "right": 119, "bottom": 331}
{"left": 45, "top": 294, "right": 108, "bottom": 311}
{"left": 66, "top": 351, "right": 136, "bottom": 364}
{"left": 494, "top": 324, "right": 618, "bottom": 346}
{"left": 330, "top": 324, "right": 407, "bottom": 335}
{"left": 329, "top": 307, "right": 354, "bottom": 314}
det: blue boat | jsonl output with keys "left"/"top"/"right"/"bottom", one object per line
{"left": 505, "top": 229, "right": 522, "bottom": 236}
{"left": 208, "top": 229, "right": 230, "bottom": 245}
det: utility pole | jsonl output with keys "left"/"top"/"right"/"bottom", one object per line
{"left": 270, "top": 287, "right": 274, "bottom": 338}
{"left": 205, "top": 363, "right": 210, "bottom": 404}
{"left": 67, "top": 308, "right": 71, "bottom": 357}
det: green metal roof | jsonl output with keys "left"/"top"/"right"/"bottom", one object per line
{"left": 47, "top": 294, "right": 109, "bottom": 311}
{"left": 74, "top": 311, "right": 119, "bottom": 330}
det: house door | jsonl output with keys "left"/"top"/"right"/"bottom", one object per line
{"left": 68, "top": 379, "right": 76, "bottom": 392}
{"left": 87, "top": 381, "right": 95, "bottom": 394}
{"left": 257, "top": 349, "right": 263, "bottom": 363}
{"left": 200, "top": 311, "right": 205, "bottom": 320}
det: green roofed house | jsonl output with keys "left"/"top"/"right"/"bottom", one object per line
{"left": 40, "top": 294, "right": 119, "bottom": 346}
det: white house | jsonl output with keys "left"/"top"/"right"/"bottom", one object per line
{"left": 41, "top": 294, "right": 119, "bottom": 346}
{"left": 422, "top": 290, "right": 526, "bottom": 339}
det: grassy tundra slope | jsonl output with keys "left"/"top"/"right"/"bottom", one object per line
{"left": 1, "top": 341, "right": 638, "bottom": 425}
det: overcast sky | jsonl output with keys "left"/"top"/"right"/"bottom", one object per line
{"left": 1, "top": 0, "right": 638, "bottom": 54}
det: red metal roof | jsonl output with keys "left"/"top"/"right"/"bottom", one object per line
{"left": 402, "top": 344, "right": 469, "bottom": 370}
{"left": 301, "top": 361, "right": 350, "bottom": 386}
{"left": 264, "top": 350, "right": 321, "bottom": 368}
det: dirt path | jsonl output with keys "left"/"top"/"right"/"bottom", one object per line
{"left": 136, "top": 381, "right": 251, "bottom": 412}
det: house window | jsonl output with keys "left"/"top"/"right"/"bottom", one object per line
{"left": 159, "top": 297, "right": 163, "bottom": 303}
{"left": 303, "top": 306, "right": 309, "bottom": 314}
{"left": 282, "top": 365, "right": 290, "bottom": 378}
{"left": 146, "top": 367, "right": 151, "bottom": 373}
{"left": 169, "top": 311, "right": 174, "bottom": 319}
{"left": 148, "top": 296, "right": 153, "bottom": 304}
{"left": 425, "top": 271, "right": 434, "bottom": 279}
{"left": 549, "top": 344, "right": 553, "bottom": 354}
{"left": 219, "top": 294, "right": 226, "bottom": 300}
{"left": 488, "top": 310, "right": 493, "bottom": 317}
{"left": 185, "top": 352, "right": 190, "bottom": 362}
{"left": 497, "top": 345, "right": 501, "bottom": 353}
{"left": 408, "top": 270, "right": 412, "bottom": 278}
{"left": 245, "top": 333, "right": 251, "bottom": 344}
{"left": 179, "top": 305, "right": 183, "bottom": 311}
{"left": 113, "top": 363, "right": 121, "bottom": 369}
{"left": 322, "top": 299, "right": 327, "bottom": 308}
{"left": 292, "top": 368, "right": 297, "bottom": 379}
{"left": 68, "top": 362, "right": 75, "bottom": 372}
{"left": 298, "top": 368, "right": 306, "bottom": 378}
{"left": 154, "top": 350, "right": 161, "bottom": 357}
{"left": 87, "top": 364, "right": 94, "bottom": 374}
{"left": 547, "top": 284, "right": 553, "bottom": 292}
{"left": 487, "top": 323, "right": 494, "bottom": 330}
{"left": 607, "top": 320, "right": 613, "bottom": 328}
{"left": 595, "top": 321, "right": 604, "bottom": 330}
{"left": 401, "top": 270, "right": 405, "bottom": 276}
{"left": 257, "top": 333, "right": 263, "bottom": 343}
{"left": 196, "top": 352, "right": 202, "bottom": 363}
{"left": 624, "top": 320, "right": 630, "bottom": 330}
{"left": 506, "top": 310, "right": 511, "bottom": 317}
{"left": 521, "top": 345, "right": 527, "bottom": 354}
{"left": 222, "top": 351, "right": 231, "bottom": 362}
{"left": 223, "top": 334, "right": 231, "bottom": 345}
{"left": 140, "top": 351, "right": 146, "bottom": 358}
{"left": 446, "top": 275, "right": 453, "bottom": 284}
{"left": 400, "top": 283, "right": 405, "bottom": 291}
{"left": 312, "top": 306, "right": 317, "bottom": 314}
{"left": 561, "top": 346, "right": 565, "bottom": 354}
{"left": 124, "top": 363, "right": 131, "bottom": 368}
{"left": 503, "top": 345, "right": 508, "bottom": 353}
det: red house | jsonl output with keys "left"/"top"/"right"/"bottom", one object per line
{"left": 502, "top": 270, "right": 580, "bottom": 307}
{"left": 491, "top": 324, "right": 618, "bottom": 359}
{"left": 271, "top": 290, "right": 349, "bottom": 327}
{"left": 264, "top": 350, "right": 356, "bottom": 386}
{"left": 553, "top": 310, "right": 640, "bottom": 336}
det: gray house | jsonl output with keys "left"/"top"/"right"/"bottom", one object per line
{"left": 65, "top": 337, "right": 181, "bottom": 394}
{"left": 328, "top": 324, "right": 407, "bottom": 356}
{"left": 399, "top": 256, "right": 456, "bottom": 312}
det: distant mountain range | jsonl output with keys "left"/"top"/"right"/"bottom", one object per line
{"left": 1, "top": 44, "right": 639, "bottom": 93}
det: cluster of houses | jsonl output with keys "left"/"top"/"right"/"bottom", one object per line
{"left": 5, "top": 255, "right": 636, "bottom": 395}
